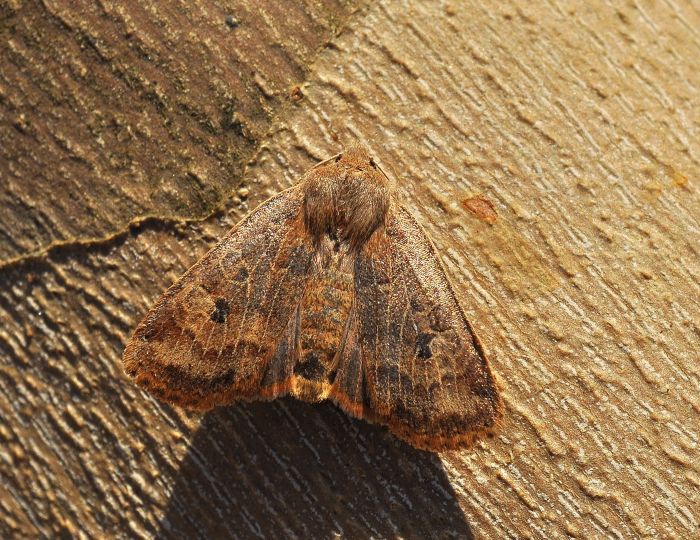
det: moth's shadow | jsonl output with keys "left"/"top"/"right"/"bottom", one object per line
{"left": 158, "top": 397, "right": 473, "bottom": 539}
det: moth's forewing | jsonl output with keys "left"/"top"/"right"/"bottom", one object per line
{"left": 330, "top": 205, "right": 502, "bottom": 450}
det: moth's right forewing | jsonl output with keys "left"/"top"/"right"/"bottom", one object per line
{"left": 338, "top": 204, "right": 502, "bottom": 450}
{"left": 123, "top": 185, "right": 315, "bottom": 409}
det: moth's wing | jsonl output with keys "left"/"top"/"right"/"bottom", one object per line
{"left": 123, "top": 185, "right": 315, "bottom": 410}
{"left": 331, "top": 205, "right": 502, "bottom": 450}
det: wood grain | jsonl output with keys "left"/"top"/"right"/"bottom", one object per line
{"left": 0, "top": 0, "right": 360, "bottom": 261}
{"left": 1, "top": 0, "right": 699, "bottom": 538}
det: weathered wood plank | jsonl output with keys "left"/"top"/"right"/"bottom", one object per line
{"left": 1, "top": 0, "right": 698, "bottom": 539}
{"left": 0, "top": 0, "right": 361, "bottom": 261}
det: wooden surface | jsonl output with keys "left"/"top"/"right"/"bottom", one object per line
{"left": 1, "top": 0, "right": 699, "bottom": 539}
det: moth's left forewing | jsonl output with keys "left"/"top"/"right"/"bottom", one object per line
{"left": 122, "top": 185, "right": 316, "bottom": 409}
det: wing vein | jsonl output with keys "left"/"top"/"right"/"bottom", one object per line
{"left": 369, "top": 256, "right": 381, "bottom": 408}
{"left": 232, "top": 227, "right": 281, "bottom": 355}
{"left": 393, "top": 220, "right": 449, "bottom": 421}
{"left": 259, "top": 222, "right": 305, "bottom": 342}
{"left": 384, "top": 240, "right": 393, "bottom": 408}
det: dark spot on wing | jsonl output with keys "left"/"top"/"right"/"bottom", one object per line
{"left": 235, "top": 267, "right": 249, "bottom": 281}
{"left": 361, "top": 376, "right": 373, "bottom": 410}
{"left": 210, "top": 298, "right": 230, "bottom": 324}
{"left": 475, "top": 381, "right": 497, "bottom": 400}
{"left": 416, "top": 332, "right": 435, "bottom": 359}
{"left": 213, "top": 369, "right": 236, "bottom": 388}
{"left": 429, "top": 306, "right": 451, "bottom": 332}
{"left": 287, "top": 245, "right": 311, "bottom": 275}
{"left": 326, "top": 229, "right": 342, "bottom": 252}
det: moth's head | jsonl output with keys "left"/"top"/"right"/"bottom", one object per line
{"left": 337, "top": 144, "right": 379, "bottom": 170}
{"left": 317, "top": 144, "right": 389, "bottom": 182}
{"left": 304, "top": 144, "right": 393, "bottom": 251}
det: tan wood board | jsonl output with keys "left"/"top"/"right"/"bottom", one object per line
{"left": 0, "top": 0, "right": 361, "bottom": 260}
{"left": 1, "top": 0, "right": 698, "bottom": 538}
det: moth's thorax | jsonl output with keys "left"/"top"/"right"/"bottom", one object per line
{"left": 303, "top": 146, "right": 392, "bottom": 250}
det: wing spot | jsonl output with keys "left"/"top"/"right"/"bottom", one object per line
{"left": 287, "top": 244, "right": 311, "bottom": 275}
{"left": 475, "top": 383, "right": 497, "bottom": 400}
{"left": 429, "top": 306, "right": 451, "bottom": 332}
{"left": 416, "top": 332, "right": 436, "bottom": 359}
{"left": 235, "top": 267, "right": 249, "bottom": 281}
{"left": 210, "top": 298, "right": 230, "bottom": 324}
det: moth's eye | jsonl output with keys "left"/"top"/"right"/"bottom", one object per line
{"left": 369, "top": 158, "right": 377, "bottom": 169}
{"left": 335, "top": 155, "right": 342, "bottom": 163}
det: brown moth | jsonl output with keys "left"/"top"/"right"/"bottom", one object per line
{"left": 123, "top": 145, "right": 502, "bottom": 450}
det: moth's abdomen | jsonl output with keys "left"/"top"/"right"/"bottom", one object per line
{"left": 294, "top": 256, "right": 354, "bottom": 399}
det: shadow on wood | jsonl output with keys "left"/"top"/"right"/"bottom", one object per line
{"left": 158, "top": 398, "right": 473, "bottom": 539}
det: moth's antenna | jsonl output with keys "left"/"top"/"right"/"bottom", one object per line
{"left": 310, "top": 152, "right": 343, "bottom": 170}
{"left": 374, "top": 161, "right": 392, "bottom": 184}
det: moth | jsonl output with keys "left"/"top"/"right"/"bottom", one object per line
{"left": 123, "top": 146, "right": 502, "bottom": 450}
